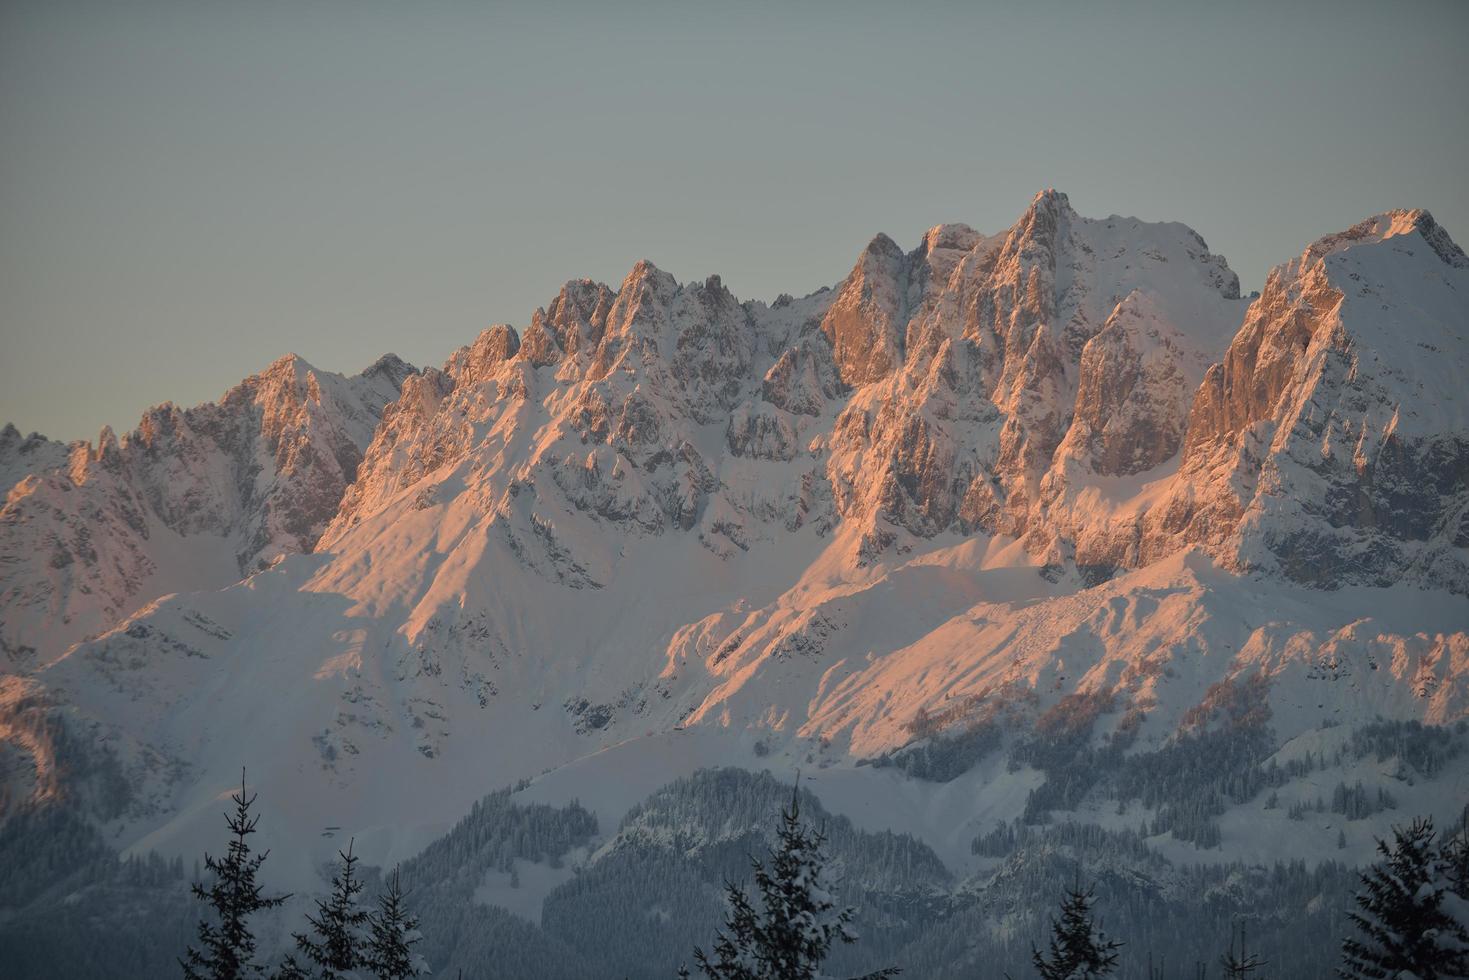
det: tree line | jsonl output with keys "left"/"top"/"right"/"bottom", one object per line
{"left": 178, "top": 773, "right": 1469, "bottom": 980}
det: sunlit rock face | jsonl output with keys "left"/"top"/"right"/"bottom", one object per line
{"left": 821, "top": 233, "right": 909, "bottom": 388}
{"left": 1149, "top": 210, "right": 1469, "bottom": 594}
{"left": 820, "top": 190, "right": 1245, "bottom": 564}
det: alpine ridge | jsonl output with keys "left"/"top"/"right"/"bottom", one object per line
{"left": 0, "top": 353, "right": 417, "bottom": 662}
{"left": 1, "top": 191, "right": 1465, "bottom": 913}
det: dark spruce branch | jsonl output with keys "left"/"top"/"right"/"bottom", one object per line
{"left": 1339, "top": 815, "right": 1469, "bottom": 979}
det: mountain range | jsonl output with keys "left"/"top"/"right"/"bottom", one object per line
{"left": 2, "top": 190, "right": 1466, "bottom": 976}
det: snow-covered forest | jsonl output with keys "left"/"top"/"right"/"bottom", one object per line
{"left": 3, "top": 765, "right": 1467, "bottom": 978}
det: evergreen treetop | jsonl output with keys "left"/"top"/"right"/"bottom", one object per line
{"left": 181, "top": 771, "right": 291, "bottom": 980}
{"left": 292, "top": 838, "right": 371, "bottom": 980}
{"left": 365, "top": 866, "right": 428, "bottom": 980}
{"left": 689, "top": 783, "right": 899, "bottom": 980}
{"left": 1031, "top": 879, "right": 1123, "bottom": 980}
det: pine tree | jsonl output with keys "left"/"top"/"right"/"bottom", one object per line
{"left": 1218, "top": 922, "right": 1266, "bottom": 979}
{"left": 365, "top": 867, "right": 428, "bottom": 980}
{"left": 689, "top": 784, "right": 899, "bottom": 980}
{"left": 1031, "top": 880, "right": 1123, "bottom": 980}
{"left": 1339, "top": 816, "right": 1469, "bottom": 979}
{"left": 292, "top": 838, "right": 371, "bottom": 980}
{"left": 181, "top": 771, "right": 291, "bottom": 980}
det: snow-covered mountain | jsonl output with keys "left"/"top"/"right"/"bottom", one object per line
{"left": 0, "top": 353, "right": 417, "bottom": 662}
{"left": 1, "top": 191, "right": 1465, "bottom": 915}
{"left": 1153, "top": 209, "right": 1469, "bottom": 592}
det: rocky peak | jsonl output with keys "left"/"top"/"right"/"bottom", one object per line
{"left": 1011, "top": 188, "right": 1072, "bottom": 252}
{"left": 0, "top": 352, "right": 418, "bottom": 660}
{"left": 519, "top": 310, "right": 564, "bottom": 367}
{"left": 1188, "top": 208, "right": 1468, "bottom": 453}
{"left": 92, "top": 425, "right": 122, "bottom": 466}
{"left": 819, "top": 190, "right": 1250, "bottom": 567}
{"left": 1305, "top": 208, "right": 1467, "bottom": 268}
{"left": 544, "top": 279, "right": 615, "bottom": 357}
{"left": 914, "top": 223, "right": 982, "bottom": 287}
{"left": 0, "top": 424, "right": 69, "bottom": 496}
{"left": 540, "top": 260, "right": 671, "bottom": 380}
{"left": 1157, "top": 209, "right": 1469, "bottom": 593}
{"left": 361, "top": 352, "right": 417, "bottom": 389}
{"left": 0, "top": 422, "right": 34, "bottom": 453}
{"left": 618, "top": 259, "right": 681, "bottom": 310}
{"left": 920, "top": 222, "right": 981, "bottom": 253}
{"left": 821, "top": 233, "right": 911, "bottom": 387}
{"left": 1410, "top": 210, "right": 1469, "bottom": 268}
{"left": 455, "top": 324, "right": 522, "bottom": 384}
{"left": 1032, "top": 187, "right": 1071, "bottom": 210}
{"left": 130, "top": 402, "right": 187, "bottom": 451}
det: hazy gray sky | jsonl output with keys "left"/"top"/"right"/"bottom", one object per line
{"left": 3, "top": 0, "right": 1466, "bottom": 442}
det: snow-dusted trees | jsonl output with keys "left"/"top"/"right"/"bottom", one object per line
{"left": 181, "top": 773, "right": 291, "bottom": 980}
{"left": 1348, "top": 720, "right": 1465, "bottom": 780}
{"left": 1339, "top": 816, "right": 1469, "bottom": 979}
{"left": 1030, "top": 881, "right": 1123, "bottom": 980}
{"left": 687, "top": 784, "right": 899, "bottom": 980}
{"left": 365, "top": 867, "right": 428, "bottom": 980}
{"left": 276, "top": 851, "right": 430, "bottom": 980}
{"left": 285, "top": 839, "right": 371, "bottom": 980}
{"left": 1329, "top": 781, "right": 1397, "bottom": 821}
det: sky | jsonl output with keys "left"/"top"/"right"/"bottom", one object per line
{"left": 2, "top": 0, "right": 1466, "bottom": 443}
